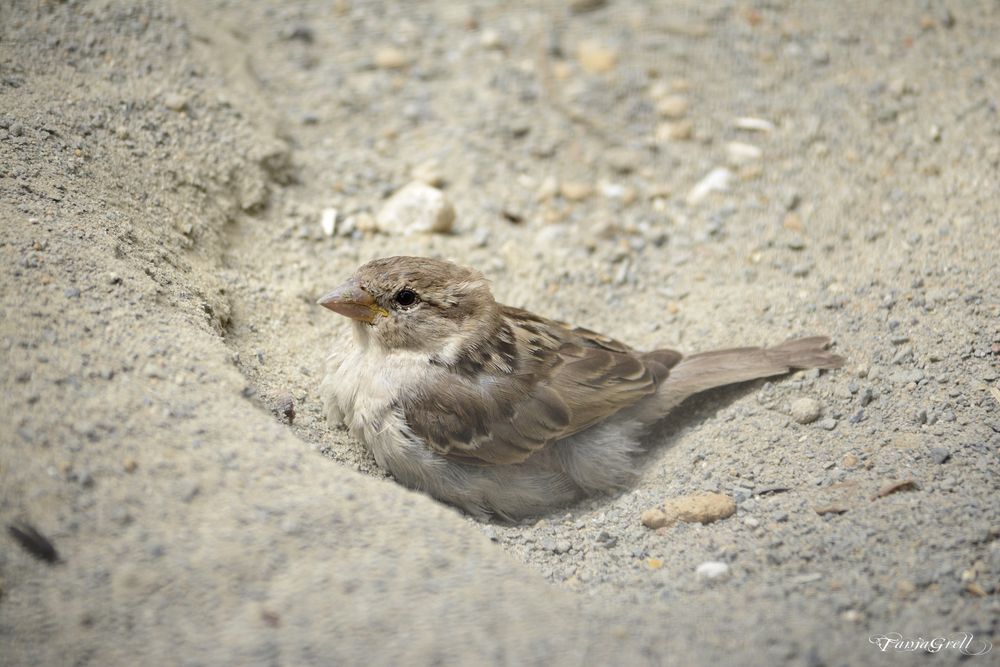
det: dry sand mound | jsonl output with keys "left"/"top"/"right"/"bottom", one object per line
{"left": 2, "top": 1, "right": 998, "bottom": 664}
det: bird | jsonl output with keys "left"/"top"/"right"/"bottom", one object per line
{"left": 318, "top": 256, "right": 843, "bottom": 520}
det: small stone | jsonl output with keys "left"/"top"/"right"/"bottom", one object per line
{"left": 859, "top": 388, "right": 874, "bottom": 406}
{"left": 656, "top": 95, "right": 688, "bottom": 118}
{"left": 783, "top": 212, "right": 804, "bottom": 232}
{"left": 695, "top": 561, "right": 730, "bottom": 579}
{"left": 559, "top": 181, "right": 593, "bottom": 201}
{"left": 810, "top": 43, "right": 830, "bottom": 64}
{"left": 376, "top": 182, "right": 455, "bottom": 235}
{"left": 374, "top": 46, "right": 411, "bottom": 69}
{"left": 122, "top": 458, "right": 138, "bottom": 473}
{"left": 888, "top": 77, "right": 909, "bottom": 98}
{"left": 595, "top": 531, "right": 617, "bottom": 548}
{"left": 570, "top": 0, "right": 607, "bottom": 12}
{"left": 283, "top": 25, "right": 314, "bottom": 43}
{"left": 479, "top": 29, "right": 503, "bottom": 50}
{"left": 64, "top": 287, "right": 81, "bottom": 299}
{"left": 642, "top": 492, "right": 737, "bottom": 529}
{"left": 577, "top": 40, "right": 617, "bottom": 73}
{"left": 163, "top": 93, "right": 188, "bottom": 112}
{"left": 177, "top": 481, "right": 200, "bottom": 502}
{"left": 929, "top": 447, "right": 950, "bottom": 464}
{"left": 276, "top": 393, "right": 295, "bottom": 424}
{"left": 605, "top": 147, "right": 641, "bottom": 174}
{"left": 790, "top": 397, "right": 822, "bottom": 424}
{"left": 686, "top": 167, "right": 731, "bottom": 205}
{"left": 840, "top": 453, "right": 860, "bottom": 470}
{"left": 734, "top": 117, "right": 775, "bottom": 132}
{"left": 320, "top": 208, "right": 337, "bottom": 236}
{"left": 352, "top": 212, "right": 378, "bottom": 233}
{"left": 726, "top": 141, "right": 762, "bottom": 164}
{"left": 110, "top": 506, "right": 132, "bottom": 526}
{"left": 411, "top": 159, "right": 446, "bottom": 187}
{"left": 656, "top": 120, "right": 694, "bottom": 141}
{"left": 640, "top": 508, "right": 668, "bottom": 529}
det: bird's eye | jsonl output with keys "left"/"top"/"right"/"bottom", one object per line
{"left": 394, "top": 288, "right": 418, "bottom": 307}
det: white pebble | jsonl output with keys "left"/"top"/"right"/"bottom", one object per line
{"left": 790, "top": 397, "right": 822, "bottom": 424}
{"left": 726, "top": 141, "right": 763, "bottom": 164}
{"left": 686, "top": 167, "right": 732, "bottom": 205}
{"left": 696, "top": 561, "right": 730, "bottom": 580}
{"left": 320, "top": 208, "right": 338, "bottom": 237}
{"left": 376, "top": 182, "right": 455, "bottom": 235}
{"left": 734, "top": 117, "right": 776, "bottom": 132}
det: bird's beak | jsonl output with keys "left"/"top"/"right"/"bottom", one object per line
{"left": 317, "top": 278, "right": 389, "bottom": 323}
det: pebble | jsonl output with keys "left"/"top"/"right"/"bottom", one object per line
{"left": 605, "top": 147, "right": 641, "bottom": 174}
{"left": 818, "top": 417, "right": 838, "bottom": 431}
{"left": 859, "top": 388, "right": 875, "bottom": 406}
{"left": 595, "top": 531, "right": 617, "bottom": 548}
{"left": 163, "top": 93, "right": 188, "bottom": 112}
{"left": 929, "top": 447, "right": 950, "bottom": 464}
{"left": 559, "top": 181, "right": 593, "bottom": 201}
{"left": 789, "top": 397, "right": 822, "bottom": 424}
{"left": 686, "top": 167, "right": 731, "bottom": 205}
{"left": 479, "top": 29, "right": 503, "bottom": 50}
{"left": 695, "top": 561, "right": 730, "bottom": 580}
{"left": 726, "top": 142, "right": 762, "bottom": 164}
{"left": 275, "top": 393, "right": 295, "bottom": 423}
{"left": 656, "top": 120, "right": 694, "bottom": 141}
{"left": 374, "top": 46, "right": 411, "bottom": 69}
{"left": 375, "top": 182, "right": 455, "bottom": 235}
{"left": 177, "top": 481, "right": 200, "bottom": 503}
{"left": 641, "top": 492, "right": 737, "bottom": 529}
{"left": 411, "top": 159, "right": 446, "bottom": 187}
{"left": 570, "top": 0, "right": 607, "bottom": 12}
{"left": 577, "top": 40, "right": 617, "bottom": 73}
{"left": 840, "top": 453, "right": 860, "bottom": 469}
{"left": 352, "top": 212, "right": 378, "bottom": 233}
{"left": 320, "top": 208, "right": 337, "bottom": 236}
{"left": 734, "top": 117, "right": 775, "bottom": 132}
{"left": 656, "top": 95, "right": 688, "bottom": 118}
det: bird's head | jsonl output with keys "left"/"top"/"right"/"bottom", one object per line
{"left": 318, "top": 256, "right": 499, "bottom": 357}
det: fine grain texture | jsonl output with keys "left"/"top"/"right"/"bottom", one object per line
{"left": 2, "top": 1, "right": 999, "bottom": 665}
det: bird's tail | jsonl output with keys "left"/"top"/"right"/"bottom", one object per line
{"left": 635, "top": 336, "right": 844, "bottom": 422}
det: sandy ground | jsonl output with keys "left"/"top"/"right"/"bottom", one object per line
{"left": 2, "top": 0, "right": 999, "bottom": 664}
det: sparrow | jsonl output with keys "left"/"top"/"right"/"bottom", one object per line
{"left": 318, "top": 256, "right": 843, "bottom": 520}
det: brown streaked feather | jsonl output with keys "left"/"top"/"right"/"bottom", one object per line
{"left": 401, "top": 306, "right": 662, "bottom": 465}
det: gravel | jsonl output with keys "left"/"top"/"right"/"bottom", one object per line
{"left": 3, "top": 1, "right": 999, "bottom": 665}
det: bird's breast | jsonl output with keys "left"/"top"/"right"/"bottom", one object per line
{"left": 322, "top": 346, "right": 438, "bottom": 442}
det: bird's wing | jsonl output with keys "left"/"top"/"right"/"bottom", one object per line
{"left": 401, "top": 307, "right": 671, "bottom": 465}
